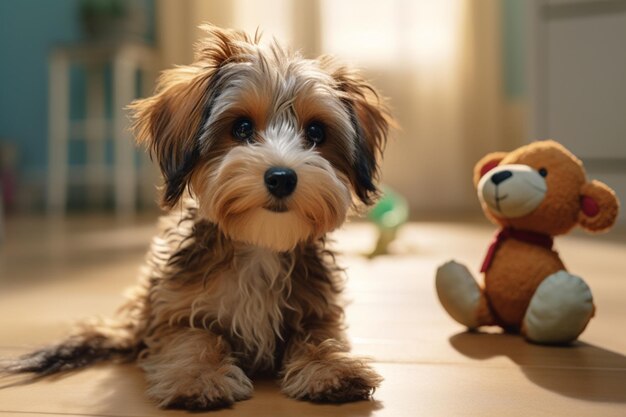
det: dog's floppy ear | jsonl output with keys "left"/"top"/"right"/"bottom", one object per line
{"left": 321, "top": 57, "right": 393, "bottom": 205}
{"left": 129, "top": 25, "right": 252, "bottom": 209}
{"left": 473, "top": 152, "right": 507, "bottom": 188}
{"left": 578, "top": 180, "right": 620, "bottom": 232}
{"left": 129, "top": 67, "right": 207, "bottom": 208}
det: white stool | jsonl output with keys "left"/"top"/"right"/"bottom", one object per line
{"left": 47, "top": 41, "right": 157, "bottom": 218}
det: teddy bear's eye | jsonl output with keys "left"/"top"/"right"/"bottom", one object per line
{"left": 538, "top": 167, "right": 548, "bottom": 177}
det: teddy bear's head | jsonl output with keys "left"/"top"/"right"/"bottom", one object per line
{"left": 473, "top": 140, "right": 619, "bottom": 236}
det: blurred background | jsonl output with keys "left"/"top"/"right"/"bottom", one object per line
{"left": 0, "top": 0, "right": 625, "bottom": 234}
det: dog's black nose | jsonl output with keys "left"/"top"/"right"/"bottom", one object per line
{"left": 264, "top": 167, "right": 297, "bottom": 198}
{"left": 491, "top": 170, "right": 512, "bottom": 185}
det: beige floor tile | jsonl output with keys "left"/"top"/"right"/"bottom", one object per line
{"left": 0, "top": 414, "right": 98, "bottom": 417}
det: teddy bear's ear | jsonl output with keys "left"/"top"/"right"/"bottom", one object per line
{"left": 473, "top": 152, "right": 507, "bottom": 188}
{"left": 578, "top": 180, "right": 620, "bottom": 232}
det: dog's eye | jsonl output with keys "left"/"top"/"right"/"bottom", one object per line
{"left": 538, "top": 167, "right": 548, "bottom": 177}
{"left": 232, "top": 118, "right": 254, "bottom": 141}
{"left": 305, "top": 122, "right": 325, "bottom": 145}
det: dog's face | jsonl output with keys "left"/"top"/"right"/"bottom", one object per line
{"left": 131, "top": 25, "right": 390, "bottom": 251}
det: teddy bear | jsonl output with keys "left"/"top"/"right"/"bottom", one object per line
{"left": 436, "top": 140, "right": 620, "bottom": 344}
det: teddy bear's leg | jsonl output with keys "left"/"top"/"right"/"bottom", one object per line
{"left": 436, "top": 261, "right": 495, "bottom": 329}
{"left": 522, "top": 270, "right": 595, "bottom": 344}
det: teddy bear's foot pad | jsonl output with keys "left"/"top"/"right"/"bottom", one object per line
{"left": 523, "top": 270, "right": 594, "bottom": 344}
{"left": 436, "top": 261, "right": 481, "bottom": 329}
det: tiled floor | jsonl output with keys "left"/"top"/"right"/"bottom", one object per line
{"left": 0, "top": 215, "right": 625, "bottom": 416}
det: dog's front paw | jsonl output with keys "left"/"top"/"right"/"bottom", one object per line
{"left": 282, "top": 355, "right": 382, "bottom": 403}
{"left": 148, "top": 363, "right": 253, "bottom": 410}
{"left": 166, "top": 394, "right": 233, "bottom": 411}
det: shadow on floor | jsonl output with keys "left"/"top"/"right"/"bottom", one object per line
{"left": 450, "top": 331, "right": 626, "bottom": 403}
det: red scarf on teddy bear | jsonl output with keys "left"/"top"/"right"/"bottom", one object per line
{"left": 481, "top": 228, "right": 554, "bottom": 273}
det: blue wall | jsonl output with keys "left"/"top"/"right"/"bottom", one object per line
{"left": 0, "top": 0, "right": 155, "bottom": 185}
{"left": 502, "top": 0, "right": 526, "bottom": 99}
{"left": 0, "top": 0, "right": 82, "bottom": 177}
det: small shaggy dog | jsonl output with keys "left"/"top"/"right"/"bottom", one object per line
{"left": 4, "top": 25, "right": 392, "bottom": 410}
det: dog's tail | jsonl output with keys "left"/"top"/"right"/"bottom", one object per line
{"left": 2, "top": 287, "right": 148, "bottom": 379}
{"left": 2, "top": 317, "right": 143, "bottom": 378}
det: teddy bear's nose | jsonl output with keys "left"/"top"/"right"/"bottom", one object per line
{"left": 491, "top": 170, "right": 513, "bottom": 185}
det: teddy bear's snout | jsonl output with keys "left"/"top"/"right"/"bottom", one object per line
{"left": 478, "top": 164, "right": 547, "bottom": 218}
{"left": 490, "top": 170, "right": 513, "bottom": 185}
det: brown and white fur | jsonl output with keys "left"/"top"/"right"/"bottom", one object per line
{"left": 3, "top": 25, "right": 392, "bottom": 410}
